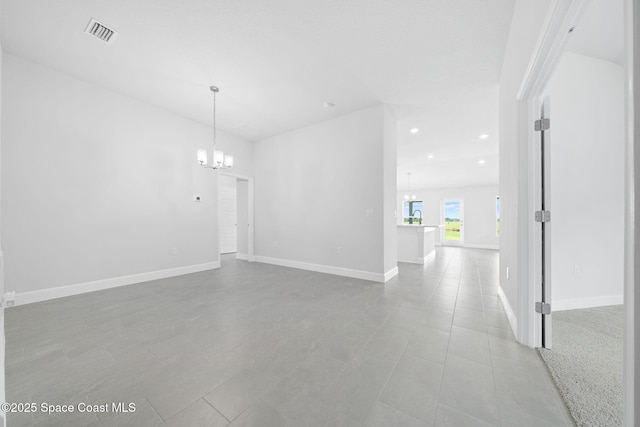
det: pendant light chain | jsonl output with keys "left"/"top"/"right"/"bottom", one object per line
{"left": 212, "top": 86, "right": 218, "bottom": 151}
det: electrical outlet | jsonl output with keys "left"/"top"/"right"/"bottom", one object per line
{"left": 365, "top": 208, "right": 373, "bottom": 217}
{"left": 337, "top": 246, "right": 342, "bottom": 254}
{"left": 574, "top": 264, "right": 581, "bottom": 277}
{"left": 171, "top": 247, "right": 178, "bottom": 256}
{"left": 506, "top": 266, "right": 510, "bottom": 280}
{"left": 1, "top": 291, "right": 16, "bottom": 308}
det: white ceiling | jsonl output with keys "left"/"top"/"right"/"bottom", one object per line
{"left": 566, "top": 0, "right": 624, "bottom": 66}
{"left": 1, "top": 0, "right": 515, "bottom": 190}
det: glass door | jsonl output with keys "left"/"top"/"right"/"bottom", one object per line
{"left": 443, "top": 199, "right": 464, "bottom": 245}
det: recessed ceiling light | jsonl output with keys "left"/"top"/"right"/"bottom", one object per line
{"left": 427, "top": 154, "right": 434, "bottom": 159}
{"left": 323, "top": 102, "right": 335, "bottom": 108}
{"left": 479, "top": 134, "right": 489, "bottom": 140}
{"left": 478, "top": 160, "right": 486, "bottom": 165}
{"left": 410, "top": 128, "right": 420, "bottom": 134}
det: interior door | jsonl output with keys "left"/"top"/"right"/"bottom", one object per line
{"left": 219, "top": 175, "right": 238, "bottom": 254}
{"left": 443, "top": 199, "right": 464, "bottom": 246}
{"left": 535, "top": 96, "right": 553, "bottom": 348}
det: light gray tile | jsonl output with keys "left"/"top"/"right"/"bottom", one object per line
{"left": 419, "top": 308, "right": 454, "bottom": 332}
{"left": 447, "top": 326, "right": 491, "bottom": 366}
{"left": 456, "top": 294, "right": 484, "bottom": 312}
{"left": 452, "top": 307, "right": 486, "bottom": 333}
{"left": 228, "top": 401, "right": 292, "bottom": 427}
{"left": 323, "top": 355, "right": 396, "bottom": 422}
{"left": 487, "top": 335, "right": 539, "bottom": 363}
{"left": 457, "top": 285, "right": 482, "bottom": 297}
{"left": 361, "top": 327, "right": 412, "bottom": 362}
{"left": 439, "top": 355, "right": 500, "bottom": 425}
{"left": 484, "top": 309, "right": 511, "bottom": 330}
{"left": 262, "top": 354, "right": 344, "bottom": 425}
{"left": 324, "top": 413, "right": 364, "bottom": 427}
{"left": 486, "top": 326, "right": 515, "bottom": 341}
{"left": 405, "top": 326, "right": 450, "bottom": 364}
{"left": 203, "top": 350, "right": 303, "bottom": 421}
{"left": 5, "top": 249, "right": 569, "bottom": 427}
{"left": 364, "top": 401, "right": 430, "bottom": 427}
{"left": 163, "top": 399, "right": 228, "bottom": 427}
{"left": 98, "top": 398, "right": 163, "bottom": 427}
{"left": 434, "top": 404, "right": 496, "bottom": 427}
{"left": 379, "top": 354, "right": 443, "bottom": 424}
{"left": 385, "top": 307, "right": 428, "bottom": 332}
{"left": 428, "top": 294, "right": 457, "bottom": 311}
{"left": 323, "top": 324, "right": 377, "bottom": 363}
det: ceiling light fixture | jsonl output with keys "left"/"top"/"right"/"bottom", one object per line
{"left": 323, "top": 102, "right": 335, "bottom": 108}
{"left": 479, "top": 134, "right": 489, "bottom": 140}
{"left": 197, "top": 86, "right": 233, "bottom": 170}
{"left": 410, "top": 128, "right": 420, "bottom": 134}
{"left": 478, "top": 159, "right": 486, "bottom": 165}
{"left": 427, "top": 154, "right": 434, "bottom": 159}
{"left": 403, "top": 173, "right": 417, "bottom": 201}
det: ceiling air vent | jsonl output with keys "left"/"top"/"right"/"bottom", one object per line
{"left": 84, "top": 18, "right": 118, "bottom": 44}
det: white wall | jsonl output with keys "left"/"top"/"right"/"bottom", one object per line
{"left": 544, "top": 52, "right": 625, "bottom": 309}
{"left": 1, "top": 53, "right": 253, "bottom": 299}
{"left": 237, "top": 179, "right": 249, "bottom": 256}
{"left": 253, "top": 105, "right": 397, "bottom": 281}
{"left": 383, "top": 106, "right": 398, "bottom": 273}
{"left": 499, "top": 0, "right": 555, "bottom": 334}
{"left": 0, "top": 2, "right": 5, "bottom": 418}
{"left": 397, "top": 185, "right": 500, "bottom": 249}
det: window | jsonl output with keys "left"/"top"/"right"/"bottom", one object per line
{"left": 496, "top": 196, "right": 501, "bottom": 237}
{"left": 403, "top": 200, "right": 424, "bottom": 224}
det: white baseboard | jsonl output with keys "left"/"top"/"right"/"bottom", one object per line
{"left": 254, "top": 256, "right": 386, "bottom": 283}
{"left": 384, "top": 266, "right": 399, "bottom": 282}
{"left": 498, "top": 285, "right": 518, "bottom": 338}
{"left": 15, "top": 261, "right": 220, "bottom": 306}
{"left": 552, "top": 294, "right": 624, "bottom": 311}
{"left": 464, "top": 243, "right": 499, "bottom": 250}
{"left": 236, "top": 253, "right": 250, "bottom": 261}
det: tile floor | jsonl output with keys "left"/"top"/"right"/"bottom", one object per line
{"left": 5, "top": 247, "right": 574, "bottom": 426}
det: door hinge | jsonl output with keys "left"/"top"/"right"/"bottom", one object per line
{"left": 535, "top": 302, "right": 551, "bottom": 315}
{"left": 534, "top": 118, "right": 550, "bottom": 131}
{"left": 535, "top": 210, "right": 551, "bottom": 222}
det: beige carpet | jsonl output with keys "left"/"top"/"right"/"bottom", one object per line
{"left": 538, "top": 305, "right": 623, "bottom": 427}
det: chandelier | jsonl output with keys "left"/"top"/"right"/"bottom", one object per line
{"left": 404, "top": 172, "right": 417, "bottom": 201}
{"left": 197, "top": 86, "right": 233, "bottom": 169}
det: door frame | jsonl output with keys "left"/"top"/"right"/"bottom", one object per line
{"left": 513, "top": 0, "right": 635, "bottom": 424}
{"left": 218, "top": 172, "right": 255, "bottom": 262}
{"left": 442, "top": 198, "right": 464, "bottom": 246}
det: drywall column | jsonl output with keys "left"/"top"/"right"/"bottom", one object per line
{"left": 254, "top": 104, "right": 396, "bottom": 282}
{"left": 383, "top": 106, "right": 398, "bottom": 277}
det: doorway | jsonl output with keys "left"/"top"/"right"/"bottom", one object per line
{"left": 442, "top": 199, "right": 464, "bottom": 245}
{"left": 527, "top": 0, "right": 626, "bottom": 423}
{"left": 218, "top": 172, "right": 254, "bottom": 263}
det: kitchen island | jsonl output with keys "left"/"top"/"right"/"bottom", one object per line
{"left": 397, "top": 225, "right": 437, "bottom": 264}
